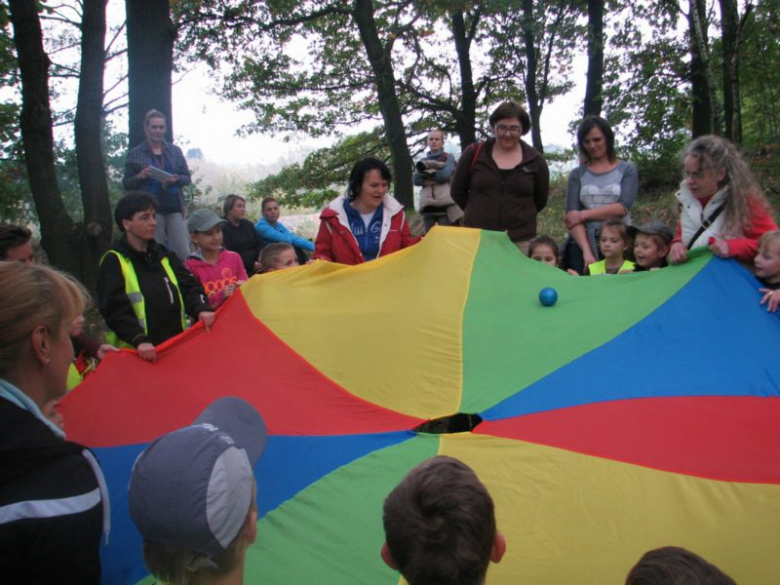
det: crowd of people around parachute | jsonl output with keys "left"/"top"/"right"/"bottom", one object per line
{"left": 0, "top": 100, "right": 778, "bottom": 584}
{"left": 92, "top": 105, "right": 780, "bottom": 367}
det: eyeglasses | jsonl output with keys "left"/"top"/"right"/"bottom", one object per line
{"left": 495, "top": 125, "right": 523, "bottom": 135}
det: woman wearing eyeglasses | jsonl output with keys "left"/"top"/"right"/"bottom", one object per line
{"left": 451, "top": 101, "right": 549, "bottom": 254}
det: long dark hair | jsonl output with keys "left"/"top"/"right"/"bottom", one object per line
{"left": 577, "top": 116, "right": 616, "bottom": 162}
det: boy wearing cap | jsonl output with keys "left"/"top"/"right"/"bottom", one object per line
{"left": 185, "top": 208, "right": 248, "bottom": 309}
{"left": 97, "top": 192, "right": 215, "bottom": 362}
{"left": 381, "top": 455, "right": 506, "bottom": 585}
{"left": 130, "top": 397, "right": 266, "bottom": 584}
{"left": 631, "top": 220, "right": 674, "bottom": 271}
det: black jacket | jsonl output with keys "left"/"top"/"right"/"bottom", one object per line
{"left": 221, "top": 218, "right": 262, "bottom": 276}
{"left": 97, "top": 236, "right": 212, "bottom": 347}
{"left": 0, "top": 398, "right": 103, "bottom": 584}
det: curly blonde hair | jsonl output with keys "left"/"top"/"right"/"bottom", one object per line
{"left": 682, "top": 135, "right": 770, "bottom": 235}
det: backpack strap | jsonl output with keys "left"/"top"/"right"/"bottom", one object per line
{"left": 469, "top": 141, "right": 484, "bottom": 173}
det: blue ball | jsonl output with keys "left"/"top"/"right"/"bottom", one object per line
{"left": 539, "top": 287, "right": 558, "bottom": 307}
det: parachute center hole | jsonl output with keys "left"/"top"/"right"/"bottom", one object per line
{"left": 414, "top": 413, "right": 483, "bottom": 434}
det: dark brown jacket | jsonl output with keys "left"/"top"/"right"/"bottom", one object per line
{"left": 451, "top": 138, "right": 549, "bottom": 242}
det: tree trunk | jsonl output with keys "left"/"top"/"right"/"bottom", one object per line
{"left": 688, "top": 0, "right": 720, "bottom": 136}
{"left": 718, "top": 0, "right": 741, "bottom": 143}
{"left": 8, "top": 0, "right": 80, "bottom": 274}
{"left": 689, "top": 41, "right": 711, "bottom": 136}
{"left": 353, "top": 0, "right": 413, "bottom": 208}
{"left": 76, "top": 0, "right": 113, "bottom": 291}
{"left": 451, "top": 10, "right": 478, "bottom": 149}
{"left": 583, "top": 0, "right": 605, "bottom": 117}
{"left": 521, "top": 0, "right": 544, "bottom": 152}
{"left": 126, "top": 0, "right": 175, "bottom": 147}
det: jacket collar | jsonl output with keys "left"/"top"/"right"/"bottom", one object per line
{"left": 676, "top": 182, "right": 730, "bottom": 209}
{"left": 0, "top": 378, "right": 64, "bottom": 439}
{"left": 115, "top": 235, "right": 166, "bottom": 263}
{"left": 325, "top": 193, "right": 403, "bottom": 217}
{"left": 481, "top": 137, "right": 541, "bottom": 165}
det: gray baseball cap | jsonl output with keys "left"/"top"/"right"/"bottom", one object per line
{"left": 128, "top": 397, "right": 267, "bottom": 559}
{"left": 187, "top": 208, "right": 225, "bottom": 234}
{"left": 629, "top": 220, "right": 674, "bottom": 245}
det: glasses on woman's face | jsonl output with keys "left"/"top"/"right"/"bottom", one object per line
{"left": 495, "top": 124, "right": 523, "bottom": 135}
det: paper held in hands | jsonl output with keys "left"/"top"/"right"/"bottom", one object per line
{"left": 148, "top": 167, "right": 175, "bottom": 182}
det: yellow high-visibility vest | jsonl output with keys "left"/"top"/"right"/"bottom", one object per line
{"left": 100, "top": 250, "right": 186, "bottom": 348}
{"left": 588, "top": 259, "right": 636, "bottom": 275}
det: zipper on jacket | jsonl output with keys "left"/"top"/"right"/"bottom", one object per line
{"left": 163, "top": 277, "right": 175, "bottom": 305}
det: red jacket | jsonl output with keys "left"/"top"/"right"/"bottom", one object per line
{"left": 313, "top": 195, "right": 420, "bottom": 265}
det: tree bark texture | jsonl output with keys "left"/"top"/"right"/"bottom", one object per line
{"left": 718, "top": 0, "right": 742, "bottom": 143}
{"left": 451, "top": 10, "right": 478, "bottom": 149}
{"left": 353, "top": 0, "right": 413, "bottom": 208}
{"left": 75, "top": 0, "right": 113, "bottom": 290}
{"left": 688, "top": 0, "right": 720, "bottom": 137}
{"left": 8, "top": 0, "right": 80, "bottom": 274}
{"left": 583, "top": 0, "right": 605, "bottom": 117}
{"left": 521, "top": 0, "right": 544, "bottom": 152}
{"left": 126, "top": 0, "right": 175, "bottom": 147}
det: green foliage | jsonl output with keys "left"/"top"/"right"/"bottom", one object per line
{"left": 175, "top": 0, "right": 580, "bottom": 152}
{"left": 740, "top": 1, "right": 780, "bottom": 148}
{"left": 601, "top": 2, "right": 689, "bottom": 150}
{"left": 55, "top": 121, "right": 129, "bottom": 221}
{"left": 392, "top": 1, "right": 524, "bottom": 141}
{"left": 248, "top": 129, "right": 390, "bottom": 208}
{"left": 487, "top": 0, "right": 581, "bottom": 108}
{"left": 0, "top": 5, "right": 32, "bottom": 222}
{"left": 175, "top": 0, "right": 377, "bottom": 138}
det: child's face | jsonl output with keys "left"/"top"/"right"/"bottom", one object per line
{"left": 755, "top": 241, "right": 780, "bottom": 283}
{"left": 5, "top": 241, "right": 35, "bottom": 265}
{"left": 634, "top": 233, "right": 668, "bottom": 269}
{"left": 268, "top": 248, "right": 299, "bottom": 271}
{"left": 599, "top": 227, "right": 628, "bottom": 260}
{"left": 530, "top": 244, "right": 557, "bottom": 266}
{"left": 70, "top": 315, "right": 86, "bottom": 337}
{"left": 190, "top": 225, "right": 223, "bottom": 252}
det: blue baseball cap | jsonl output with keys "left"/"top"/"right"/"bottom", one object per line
{"left": 128, "top": 397, "right": 267, "bottom": 559}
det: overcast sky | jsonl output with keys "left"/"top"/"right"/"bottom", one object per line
{"left": 171, "top": 61, "right": 585, "bottom": 166}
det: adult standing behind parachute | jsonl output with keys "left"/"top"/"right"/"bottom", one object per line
{"left": 413, "top": 129, "right": 463, "bottom": 232}
{"left": 451, "top": 101, "right": 549, "bottom": 255}
{"left": 123, "top": 109, "right": 192, "bottom": 262}
{"left": 669, "top": 135, "right": 777, "bottom": 265}
{"left": 314, "top": 158, "right": 420, "bottom": 265}
{"left": 97, "top": 192, "right": 214, "bottom": 363}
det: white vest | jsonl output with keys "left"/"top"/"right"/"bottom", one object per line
{"left": 675, "top": 183, "right": 742, "bottom": 249}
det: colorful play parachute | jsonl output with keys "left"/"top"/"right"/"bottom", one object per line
{"left": 61, "top": 227, "right": 780, "bottom": 584}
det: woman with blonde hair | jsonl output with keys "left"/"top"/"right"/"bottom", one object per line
{"left": 669, "top": 135, "right": 777, "bottom": 264}
{"left": 0, "top": 262, "right": 107, "bottom": 584}
{"left": 124, "top": 109, "right": 192, "bottom": 261}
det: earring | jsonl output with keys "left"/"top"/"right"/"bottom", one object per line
{"left": 46, "top": 358, "right": 51, "bottom": 364}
